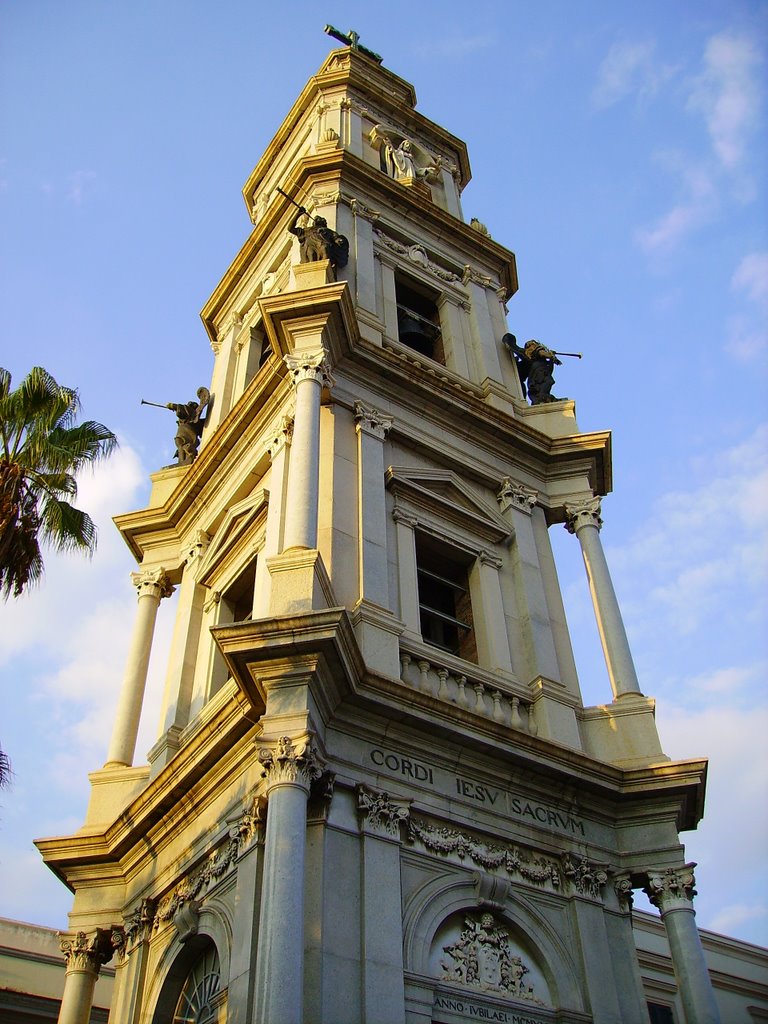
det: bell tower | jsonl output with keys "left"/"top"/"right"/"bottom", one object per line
{"left": 38, "top": 41, "right": 721, "bottom": 1024}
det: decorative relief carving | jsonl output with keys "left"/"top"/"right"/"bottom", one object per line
{"left": 478, "top": 549, "right": 503, "bottom": 570}
{"left": 354, "top": 401, "right": 393, "bottom": 439}
{"left": 357, "top": 784, "right": 410, "bottom": 837}
{"left": 440, "top": 912, "right": 545, "bottom": 1005}
{"left": 350, "top": 197, "right": 381, "bottom": 222}
{"left": 265, "top": 413, "right": 294, "bottom": 460}
{"left": 644, "top": 864, "right": 697, "bottom": 911}
{"left": 613, "top": 874, "right": 634, "bottom": 911}
{"left": 562, "top": 852, "right": 608, "bottom": 899}
{"left": 123, "top": 898, "right": 157, "bottom": 954}
{"left": 408, "top": 817, "right": 562, "bottom": 890}
{"left": 173, "top": 900, "right": 200, "bottom": 943}
{"left": 150, "top": 797, "right": 265, "bottom": 934}
{"left": 392, "top": 505, "right": 418, "bottom": 530}
{"left": 373, "top": 228, "right": 460, "bottom": 284}
{"left": 131, "top": 567, "right": 174, "bottom": 601}
{"left": 284, "top": 351, "right": 335, "bottom": 390}
{"left": 564, "top": 496, "right": 603, "bottom": 535}
{"left": 59, "top": 929, "right": 116, "bottom": 973}
{"left": 462, "top": 265, "right": 496, "bottom": 290}
{"left": 308, "top": 770, "right": 336, "bottom": 820}
{"left": 497, "top": 478, "right": 538, "bottom": 515}
{"left": 257, "top": 735, "right": 324, "bottom": 792}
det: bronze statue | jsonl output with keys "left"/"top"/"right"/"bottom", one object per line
{"left": 141, "top": 387, "right": 211, "bottom": 465}
{"left": 502, "top": 333, "right": 563, "bottom": 405}
{"left": 288, "top": 207, "right": 349, "bottom": 271}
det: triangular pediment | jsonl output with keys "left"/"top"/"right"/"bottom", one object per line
{"left": 386, "top": 468, "right": 511, "bottom": 545}
{"left": 197, "top": 488, "right": 269, "bottom": 588}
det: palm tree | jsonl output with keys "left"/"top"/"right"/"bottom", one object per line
{"left": 0, "top": 366, "right": 117, "bottom": 598}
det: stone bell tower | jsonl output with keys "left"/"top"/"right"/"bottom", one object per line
{"left": 38, "top": 40, "right": 721, "bottom": 1024}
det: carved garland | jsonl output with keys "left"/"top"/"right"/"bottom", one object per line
{"left": 373, "top": 228, "right": 461, "bottom": 284}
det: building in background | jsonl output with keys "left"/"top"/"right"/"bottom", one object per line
{"left": 31, "top": 42, "right": 764, "bottom": 1024}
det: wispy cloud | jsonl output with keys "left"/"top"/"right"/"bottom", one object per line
{"left": 732, "top": 251, "right": 768, "bottom": 309}
{"left": 635, "top": 152, "right": 716, "bottom": 252}
{"left": 688, "top": 32, "right": 763, "bottom": 172}
{"left": 412, "top": 34, "right": 494, "bottom": 59}
{"left": 725, "top": 251, "right": 768, "bottom": 361}
{"left": 592, "top": 40, "right": 676, "bottom": 109}
{"left": 66, "top": 169, "right": 97, "bottom": 205}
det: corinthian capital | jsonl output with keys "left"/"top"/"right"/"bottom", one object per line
{"left": 284, "top": 350, "right": 335, "bottom": 390}
{"left": 357, "top": 784, "right": 409, "bottom": 837}
{"left": 130, "top": 567, "right": 175, "bottom": 600}
{"left": 257, "top": 735, "right": 324, "bottom": 794}
{"left": 497, "top": 477, "right": 537, "bottom": 515}
{"left": 59, "top": 928, "right": 115, "bottom": 974}
{"left": 354, "top": 401, "right": 393, "bottom": 439}
{"left": 643, "top": 864, "right": 697, "bottom": 912}
{"left": 564, "top": 496, "right": 603, "bottom": 535}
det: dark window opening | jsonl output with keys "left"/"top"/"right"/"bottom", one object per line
{"left": 416, "top": 533, "right": 476, "bottom": 662}
{"left": 395, "top": 274, "right": 444, "bottom": 363}
{"left": 647, "top": 1003, "right": 675, "bottom": 1024}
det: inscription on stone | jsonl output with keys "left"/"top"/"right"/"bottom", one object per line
{"left": 368, "top": 748, "right": 585, "bottom": 837}
{"left": 433, "top": 992, "right": 549, "bottom": 1024}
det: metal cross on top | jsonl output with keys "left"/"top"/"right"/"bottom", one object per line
{"left": 324, "top": 24, "right": 383, "bottom": 64}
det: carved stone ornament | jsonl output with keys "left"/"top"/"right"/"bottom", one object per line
{"left": 354, "top": 401, "right": 393, "bottom": 439}
{"left": 150, "top": 796, "right": 265, "bottom": 934}
{"left": 498, "top": 478, "right": 538, "bottom": 515}
{"left": 357, "top": 784, "right": 410, "bottom": 837}
{"left": 373, "top": 228, "right": 460, "bottom": 284}
{"left": 131, "top": 567, "right": 175, "bottom": 601}
{"left": 613, "top": 874, "right": 634, "bottom": 911}
{"left": 564, "top": 496, "right": 603, "bottom": 535}
{"left": 392, "top": 505, "right": 418, "bottom": 530}
{"left": 123, "top": 898, "right": 157, "bottom": 954}
{"left": 408, "top": 817, "right": 561, "bottom": 890}
{"left": 644, "top": 864, "right": 697, "bottom": 912}
{"left": 462, "top": 264, "right": 495, "bottom": 290}
{"left": 284, "top": 351, "right": 335, "bottom": 390}
{"left": 440, "top": 912, "right": 546, "bottom": 1005}
{"left": 561, "top": 852, "right": 608, "bottom": 900}
{"left": 257, "top": 735, "right": 324, "bottom": 792}
{"left": 59, "top": 929, "right": 116, "bottom": 973}
{"left": 173, "top": 900, "right": 200, "bottom": 943}
{"left": 265, "top": 413, "right": 294, "bottom": 460}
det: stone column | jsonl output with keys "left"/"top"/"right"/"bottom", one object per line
{"left": 105, "top": 568, "right": 174, "bottom": 767}
{"left": 564, "top": 497, "right": 642, "bottom": 699}
{"left": 355, "top": 402, "right": 393, "bottom": 608}
{"left": 252, "top": 736, "right": 324, "bottom": 1024}
{"left": 644, "top": 866, "right": 721, "bottom": 1024}
{"left": 253, "top": 416, "right": 293, "bottom": 618}
{"left": 205, "top": 311, "right": 243, "bottom": 435}
{"left": 58, "top": 929, "right": 115, "bottom": 1024}
{"left": 282, "top": 351, "right": 333, "bottom": 551}
{"left": 357, "top": 786, "right": 409, "bottom": 1024}
{"left": 393, "top": 506, "right": 420, "bottom": 635}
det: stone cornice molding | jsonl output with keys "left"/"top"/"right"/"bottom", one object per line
{"left": 284, "top": 350, "right": 335, "bottom": 390}
{"left": 564, "top": 496, "right": 603, "bottom": 535}
{"left": 131, "top": 567, "right": 175, "bottom": 601}
{"left": 498, "top": 478, "right": 538, "bottom": 516}
{"left": 354, "top": 401, "right": 393, "bottom": 439}
{"left": 257, "top": 735, "right": 324, "bottom": 794}
{"left": 644, "top": 864, "right": 698, "bottom": 912}
{"left": 357, "top": 784, "right": 410, "bottom": 838}
{"left": 59, "top": 928, "right": 116, "bottom": 974}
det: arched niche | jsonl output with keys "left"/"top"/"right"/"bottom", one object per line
{"left": 402, "top": 870, "right": 585, "bottom": 1013}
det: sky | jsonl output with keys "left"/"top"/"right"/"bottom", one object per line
{"left": 1, "top": 0, "right": 766, "bottom": 949}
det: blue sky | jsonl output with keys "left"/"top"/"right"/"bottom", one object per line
{"left": 1, "top": 1, "right": 766, "bottom": 946}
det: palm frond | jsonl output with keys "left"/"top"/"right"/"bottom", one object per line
{"left": 39, "top": 497, "right": 97, "bottom": 553}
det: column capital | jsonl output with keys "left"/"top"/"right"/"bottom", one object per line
{"left": 392, "top": 505, "right": 418, "bottom": 529}
{"left": 643, "top": 864, "right": 697, "bottom": 912}
{"left": 59, "top": 928, "right": 115, "bottom": 974}
{"left": 564, "top": 496, "right": 603, "bottom": 535}
{"left": 354, "top": 401, "right": 393, "bottom": 439}
{"left": 257, "top": 735, "right": 324, "bottom": 794}
{"left": 497, "top": 477, "right": 538, "bottom": 515}
{"left": 265, "top": 413, "right": 294, "bottom": 460}
{"left": 284, "top": 350, "right": 335, "bottom": 390}
{"left": 357, "top": 784, "right": 410, "bottom": 838}
{"left": 130, "top": 567, "right": 175, "bottom": 600}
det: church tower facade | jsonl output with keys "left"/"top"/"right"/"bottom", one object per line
{"left": 38, "top": 44, "right": 721, "bottom": 1024}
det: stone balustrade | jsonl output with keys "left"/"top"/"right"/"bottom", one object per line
{"left": 398, "top": 646, "right": 537, "bottom": 736}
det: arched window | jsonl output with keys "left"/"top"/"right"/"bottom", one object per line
{"left": 171, "top": 944, "right": 221, "bottom": 1024}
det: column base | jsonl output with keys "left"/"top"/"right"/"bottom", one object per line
{"left": 579, "top": 694, "right": 669, "bottom": 767}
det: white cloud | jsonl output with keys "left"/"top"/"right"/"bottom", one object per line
{"left": 592, "top": 40, "right": 676, "bottom": 109}
{"left": 732, "top": 251, "right": 768, "bottom": 310}
{"left": 688, "top": 32, "right": 763, "bottom": 172}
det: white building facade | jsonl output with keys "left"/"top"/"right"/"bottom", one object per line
{"left": 37, "top": 46, "right": 739, "bottom": 1024}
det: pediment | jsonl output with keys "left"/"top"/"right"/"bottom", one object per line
{"left": 197, "top": 488, "right": 269, "bottom": 588}
{"left": 386, "top": 468, "right": 511, "bottom": 545}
